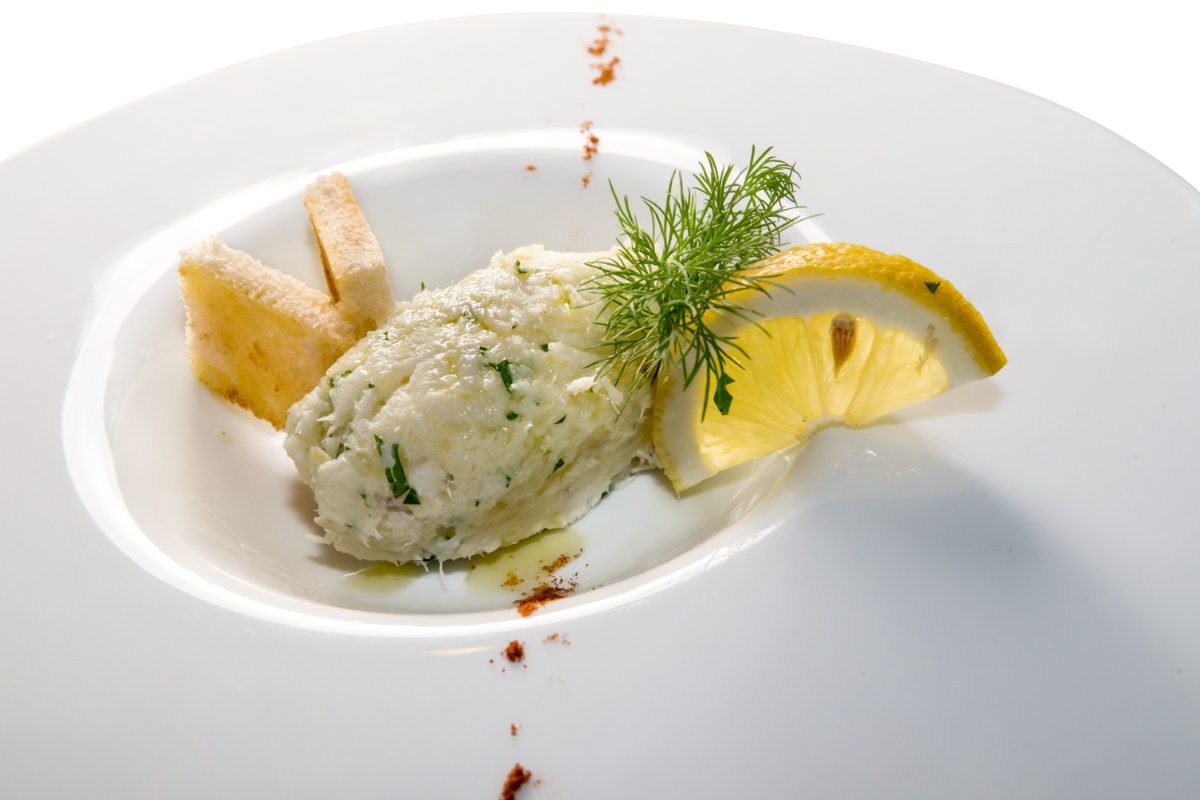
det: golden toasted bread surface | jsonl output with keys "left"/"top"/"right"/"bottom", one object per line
{"left": 304, "top": 172, "right": 396, "bottom": 334}
{"left": 179, "top": 236, "right": 358, "bottom": 428}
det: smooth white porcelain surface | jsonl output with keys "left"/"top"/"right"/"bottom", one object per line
{"left": 3, "top": 14, "right": 1199, "bottom": 798}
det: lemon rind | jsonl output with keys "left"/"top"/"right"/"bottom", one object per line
{"left": 653, "top": 243, "right": 1006, "bottom": 492}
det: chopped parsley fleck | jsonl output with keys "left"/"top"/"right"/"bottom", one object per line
{"left": 554, "top": 414, "right": 566, "bottom": 425}
{"left": 485, "top": 359, "right": 514, "bottom": 392}
{"left": 552, "top": 458, "right": 565, "bottom": 474}
{"left": 335, "top": 441, "right": 349, "bottom": 457}
{"left": 359, "top": 489, "right": 369, "bottom": 507}
{"left": 504, "top": 474, "right": 512, "bottom": 487}
{"left": 446, "top": 473, "right": 454, "bottom": 482}
{"left": 374, "top": 434, "right": 420, "bottom": 504}
{"left": 506, "top": 411, "right": 519, "bottom": 421}
{"left": 463, "top": 307, "right": 477, "bottom": 322}
{"left": 328, "top": 369, "right": 352, "bottom": 389}
{"left": 382, "top": 330, "right": 390, "bottom": 341}
{"left": 367, "top": 383, "right": 375, "bottom": 389}
{"left": 924, "top": 280, "right": 941, "bottom": 294}
{"left": 540, "top": 343, "right": 550, "bottom": 352}
{"left": 713, "top": 373, "right": 735, "bottom": 416}
{"left": 474, "top": 500, "right": 481, "bottom": 507}
{"left": 515, "top": 259, "right": 527, "bottom": 274}
{"left": 420, "top": 281, "right": 426, "bottom": 290}
{"left": 479, "top": 345, "right": 488, "bottom": 353}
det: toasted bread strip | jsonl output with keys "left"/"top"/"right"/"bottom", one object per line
{"left": 179, "top": 236, "right": 359, "bottom": 428}
{"left": 304, "top": 173, "right": 396, "bottom": 334}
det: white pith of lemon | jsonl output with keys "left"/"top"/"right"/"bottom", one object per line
{"left": 652, "top": 243, "right": 1007, "bottom": 492}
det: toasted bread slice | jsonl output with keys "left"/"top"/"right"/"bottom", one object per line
{"left": 179, "top": 236, "right": 359, "bottom": 429}
{"left": 304, "top": 173, "right": 396, "bottom": 334}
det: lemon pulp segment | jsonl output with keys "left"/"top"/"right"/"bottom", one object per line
{"left": 694, "top": 314, "right": 953, "bottom": 474}
{"left": 653, "top": 243, "right": 1005, "bottom": 491}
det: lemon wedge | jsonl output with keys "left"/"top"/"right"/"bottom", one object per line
{"left": 653, "top": 242, "right": 1006, "bottom": 491}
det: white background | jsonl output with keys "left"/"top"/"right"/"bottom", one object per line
{"left": 3, "top": 0, "right": 1197, "bottom": 190}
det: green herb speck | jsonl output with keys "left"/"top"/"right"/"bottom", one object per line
{"left": 506, "top": 411, "right": 519, "bottom": 420}
{"left": 554, "top": 415, "right": 566, "bottom": 425}
{"left": 374, "top": 434, "right": 420, "bottom": 504}
{"left": 485, "top": 359, "right": 514, "bottom": 392}
{"left": 552, "top": 458, "right": 565, "bottom": 474}
{"left": 925, "top": 280, "right": 941, "bottom": 294}
{"left": 540, "top": 343, "right": 550, "bottom": 352}
{"left": 713, "top": 373, "right": 735, "bottom": 416}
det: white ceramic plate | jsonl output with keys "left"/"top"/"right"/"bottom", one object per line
{"left": 4, "top": 14, "right": 1199, "bottom": 798}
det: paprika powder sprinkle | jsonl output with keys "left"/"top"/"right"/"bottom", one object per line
{"left": 580, "top": 121, "right": 600, "bottom": 161}
{"left": 542, "top": 552, "right": 576, "bottom": 573}
{"left": 587, "top": 21, "right": 622, "bottom": 84}
{"left": 587, "top": 23, "right": 617, "bottom": 57}
{"left": 503, "top": 640, "right": 525, "bottom": 662}
{"left": 592, "top": 56, "right": 621, "bottom": 86}
{"left": 515, "top": 574, "right": 578, "bottom": 616}
{"left": 500, "top": 763, "right": 532, "bottom": 800}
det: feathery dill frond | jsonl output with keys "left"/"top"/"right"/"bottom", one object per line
{"left": 585, "top": 147, "right": 804, "bottom": 417}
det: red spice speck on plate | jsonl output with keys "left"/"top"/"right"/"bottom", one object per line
{"left": 587, "top": 23, "right": 616, "bottom": 57}
{"left": 516, "top": 574, "right": 578, "bottom": 616}
{"left": 542, "top": 552, "right": 575, "bottom": 573}
{"left": 523, "top": 164, "right": 538, "bottom": 172}
{"left": 503, "top": 640, "right": 525, "bottom": 662}
{"left": 587, "top": 21, "right": 623, "bottom": 83}
{"left": 580, "top": 121, "right": 600, "bottom": 161}
{"left": 500, "top": 763, "right": 532, "bottom": 800}
{"left": 592, "top": 56, "right": 621, "bottom": 86}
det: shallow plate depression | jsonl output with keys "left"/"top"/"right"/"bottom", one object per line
{"left": 63, "top": 136, "right": 816, "bottom": 633}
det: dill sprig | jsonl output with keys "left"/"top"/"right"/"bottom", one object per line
{"left": 585, "top": 146, "right": 803, "bottom": 417}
